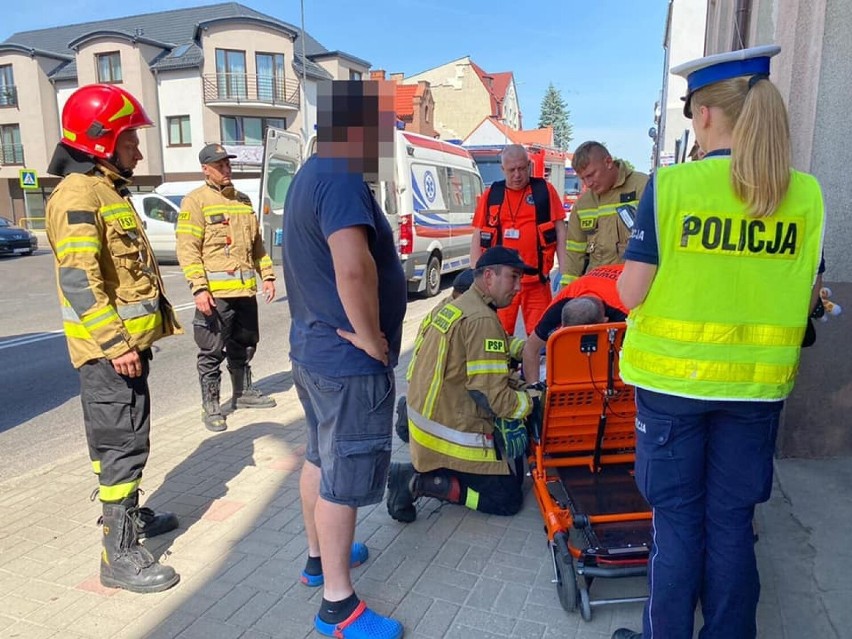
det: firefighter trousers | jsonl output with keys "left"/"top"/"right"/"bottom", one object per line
{"left": 79, "top": 350, "right": 152, "bottom": 502}
{"left": 193, "top": 295, "right": 260, "bottom": 383}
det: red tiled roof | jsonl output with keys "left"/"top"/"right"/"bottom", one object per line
{"left": 395, "top": 84, "right": 418, "bottom": 118}
{"left": 475, "top": 117, "right": 552, "bottom": 146}
{"left": 469, "top": 61, "right": 514, "bottom": 117}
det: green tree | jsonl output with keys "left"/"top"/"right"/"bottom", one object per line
{"left": 538, "top": 83, "right": 573, "bottom": 151}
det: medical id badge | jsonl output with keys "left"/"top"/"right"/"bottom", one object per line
{"left": 504, "top": 228, "right": 520, "bottom": 239}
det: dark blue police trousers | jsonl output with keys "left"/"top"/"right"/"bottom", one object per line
{"left": 633, "top": 388, "right": 782, "bottom": 639}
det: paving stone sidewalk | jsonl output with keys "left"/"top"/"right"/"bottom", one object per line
{"left": 0, "top": 298, "right": 848, "bottom": 639}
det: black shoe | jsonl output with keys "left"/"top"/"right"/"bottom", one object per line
{"left": 134, "top": 507, "right": 179, "bottom": 540}
{"left": 100, "top": 502, "right": 180, "bottom": 594}
{"left": 612, "top": 629, "right": 642, "bottom": 639}
{"left": 201, "top": 378, "right": 227, "bottom": 432}
{"left": 386, "top": 462, "right": 417, "bottom": 523}
{"left": 394, "top": 396, "right": 409, "bottom": 443}
{"left": 229, "top": 365, "right": 276, "bottom": 409}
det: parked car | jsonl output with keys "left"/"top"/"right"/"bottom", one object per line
{"left": 0, "top": 217, "right": 38, "bottom": 256}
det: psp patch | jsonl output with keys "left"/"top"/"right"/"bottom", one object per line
{"left": 178, "top": 211, "right": 191, "bottom": 221}
{"left": 116, "top": 214, "right": 137, "bottom": 230}
{"left": 484, "top": 338, "right": 506, "bottom": 353}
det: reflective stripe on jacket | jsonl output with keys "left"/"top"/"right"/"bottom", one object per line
{"left": 407, "top": 285, "right": 531, "bottom": 475}
{"left": 46, "top": 168, "right": 181, "bottom": 368}
{"left": 564, "top": 162, "right": 648, "bottom": 281}
{"left": 176, "top": 183, "right": 274, "bottom": 298}
{"left": 620, "top": 157, "right": 824, "bottom": 400}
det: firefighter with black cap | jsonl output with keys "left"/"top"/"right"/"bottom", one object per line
{"left": 176, "top": 143, "right": 277, "bottom": 432}
{"left": 45, "top": 83, "right": 181, "bottom": 593}
{"left": 387, "top": 247, "right": 539, "bottom": 522}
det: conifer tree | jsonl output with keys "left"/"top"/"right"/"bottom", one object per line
{"left": 538, "top": 83, "right": 573, "bottom": 151}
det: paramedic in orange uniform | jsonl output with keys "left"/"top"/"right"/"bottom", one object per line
{"left": 471, "top": 145, "right": 567, "bottom": 335}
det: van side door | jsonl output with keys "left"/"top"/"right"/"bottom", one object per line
{"left": 131, "top": 193, "right": 179, "bottom": 263}
{"left": 259, "top": 127, "right": 303, "bottom": 264}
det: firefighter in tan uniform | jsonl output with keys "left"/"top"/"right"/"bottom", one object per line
{"left": 176, "top": 144, "right": 276, "bottom": 432}
{"left": 387, "top": 247, "right": 538, "bottom": 523}
{"left": 564, "top": 141, "right": 649, "bottom": 283}
{"left": 45, "top": 84, "right": 181, "bottom": 594}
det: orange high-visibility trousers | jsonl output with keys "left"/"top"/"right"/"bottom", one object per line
{"left": 497, "top": 280, "right": 552, "bottom": 336}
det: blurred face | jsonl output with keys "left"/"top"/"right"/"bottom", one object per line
{"left": 111, "top": 129, "right": 143, "bottom": 175}
{"left": 577, "top": 151, "right": 618, "bottom": 195}
{"left": 203, "top": 158, "right": 233, "bottom": 187}
{"left": 501, "top": 152, "right": 531, "bottom": 191}
{"left": 482, "top": 266, "right": 523, "bottom": 308}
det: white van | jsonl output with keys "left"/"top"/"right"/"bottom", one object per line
{"left": 259, "top": 128, "right": 484, "bottom": 296}
{"left": 129, "top": 179, "right": 261, "bottom": 264}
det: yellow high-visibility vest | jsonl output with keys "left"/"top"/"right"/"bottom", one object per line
{"left": 620, "top": 157, "right": 824, "bottom": 400}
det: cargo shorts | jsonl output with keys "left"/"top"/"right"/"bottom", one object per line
{"left": 293, "top": 362, "right": 395, "bottom": 507}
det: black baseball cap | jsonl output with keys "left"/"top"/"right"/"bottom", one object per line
{"left": 475, "top": 246, "right": 537, "bottom": 274}
{"left": 452, "top": 269, "right": 475, "bottom": 293}
{"left": 199, "top": 143, "right": 236, "bottom": 165}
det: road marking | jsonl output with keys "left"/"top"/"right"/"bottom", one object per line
{"left": 0, "top": 330, "right": 64, "bottom": 350}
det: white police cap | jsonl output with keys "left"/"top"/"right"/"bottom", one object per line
{"left": 671, "top": 44, "right": 781, "bottom": 117}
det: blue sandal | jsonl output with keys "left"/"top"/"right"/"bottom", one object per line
{"left": 314, "top": 600, "right": 403, "bottom": 639}
{"left": 300, "top": 542, "right": 369, "bottom": 587}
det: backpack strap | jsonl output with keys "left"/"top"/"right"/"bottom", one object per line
{"left": 486, "top": 180, "right": 507, "bottom": 245}
{"left": 529, "top": 177, "right": 551, "bottom": 283}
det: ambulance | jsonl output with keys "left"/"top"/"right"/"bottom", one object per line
{"left": 259, "top": 128, "right": 484, "bottom": 297}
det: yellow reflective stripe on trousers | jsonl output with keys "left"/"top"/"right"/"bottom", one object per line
{"left": 421, "top": 335, "right": 448, "bottom": 419}
{"left": 99, "top": 479, "right": 140, "bottom": 502}
{"left": 465, "top": 488, "right": 480, "bottom": 510}
{"left": 56, "top": 236, "right": 101, "bottom": 258}
{"left": 91, "top": 460, "right": 101, "bottom": 474}
{"left": 631, "top": 314, "right": 803, "bottom": 347}
{"left": 408, "top": 409, "right": 498, "bottom": 463}
{"left": 626, "top": 349, "right": 797, "bottom": 386}
{"left": 466, "top": 359, "right": 508, "bottom": 376}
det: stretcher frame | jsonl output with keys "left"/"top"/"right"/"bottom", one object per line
{"left": 529, "top": 322, "right": 652, "bottom": 620}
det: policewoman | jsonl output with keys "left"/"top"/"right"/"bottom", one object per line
{"left": 613, "top": 46, "right": 825, "bottom": 639}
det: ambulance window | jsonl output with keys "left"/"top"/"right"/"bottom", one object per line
{"left": 383, "top": 182, "right": 397, "bottom": 216}
{"left": 457, "top": 171, "right": 480, "bottom": 213}
{"left": 446, "top": 167, "right": 465, "bottom": 208}
{"left": 435, "top": 167, "right": 450, "bottom": 209}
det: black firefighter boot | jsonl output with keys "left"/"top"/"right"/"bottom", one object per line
{"left": 126, "top": 492, "right": 179, "bottom": 541}
{"left": 100, "top": 500, "right": 180, "bottom": 593}
{"left": 386, "top": 462, "right": 462, "bottom": 523}
{"left": 229, "top": 364, "right": 276, "bottom": 410}
{"left": 201, "top": 378, "right": 227, "bottom": 432}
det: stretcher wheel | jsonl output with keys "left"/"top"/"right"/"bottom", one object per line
{"left": 551, "top": 543, "right": 579, "bottom": 613}
{"left": 580, "top": 585, "right": 592, "bottom": 621}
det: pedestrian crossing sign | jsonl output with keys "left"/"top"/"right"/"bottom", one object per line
{"left": 19, "top": 169, "right": 38, "bottom": 190}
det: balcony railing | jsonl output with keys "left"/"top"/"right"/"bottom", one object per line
{"left": 0, "top": 143, "right": 24, "bottom": 165}
{"left": 0, "top": 86, "right": 18, "bottom": 108}
{"left": 202, "top": 74, "right": 300, "bottom": 109}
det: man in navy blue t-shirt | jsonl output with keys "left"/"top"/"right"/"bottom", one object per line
{"left": 282, "top": 80, "right": 406, "bottom": 639}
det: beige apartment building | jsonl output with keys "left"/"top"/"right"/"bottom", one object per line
{"left": 0, "top": 2, "right": 369, "bottom": 225}
{"left": 403, "top": 56, "right": 521, "bottom": 142}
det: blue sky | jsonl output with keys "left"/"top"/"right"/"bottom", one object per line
{"left": 3, "top": 0, "right": 669, "bottom": 169}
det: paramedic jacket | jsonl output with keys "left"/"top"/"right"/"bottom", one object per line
{"left": 46, "top": 166, "right": 181, "bottom": 368}
{"left": 406, "top": 284, "right": 532, "bottom": 476}
{"left": 176, "top": 182, "right": 275, "bottom": 298}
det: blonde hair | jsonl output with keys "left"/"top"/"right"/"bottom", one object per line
{"left": 691, "top": 76, "right": 791, "bottom": 218}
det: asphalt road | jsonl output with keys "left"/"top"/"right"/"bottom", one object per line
{"left": 0, "top": 243, "right": 438, "bottom": 483}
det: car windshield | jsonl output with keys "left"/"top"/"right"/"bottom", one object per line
{"left": 0, "top": 218, "right": 11, "bottom": 228}
{"left": 473, "top": 158, "right": 504, "bottom": 187}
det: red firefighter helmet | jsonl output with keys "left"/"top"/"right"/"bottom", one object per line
{"left": 61, "top": 84, "right": 153, "bottom": 159}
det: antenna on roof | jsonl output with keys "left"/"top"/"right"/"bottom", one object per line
{"left": 134, "top": 28, "right": 144, "bottom": 37}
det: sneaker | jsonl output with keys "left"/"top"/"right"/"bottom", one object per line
{"left": 300, "top": 542, "right": 369, "bottom": 587}
{"left": 386, "top": 462, "right": 417, "bottom": 523}
{"left": 612, "top": 629, "right": 642, "bottom": 639}
{"left": 314, "top": 601, "right": 403, "bottom": 639}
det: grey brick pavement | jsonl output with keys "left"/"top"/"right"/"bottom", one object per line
{"left": 0, "top": 297, "right": 849, "bottom": 638}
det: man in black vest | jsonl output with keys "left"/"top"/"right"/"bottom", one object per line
{"left": 471, "top": 145, "right": 567, "bottom": 335}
